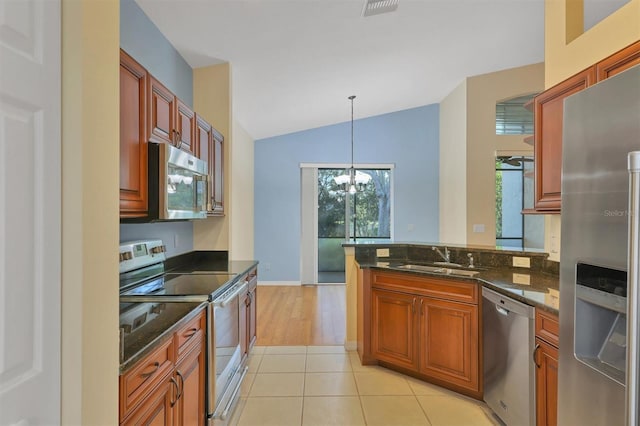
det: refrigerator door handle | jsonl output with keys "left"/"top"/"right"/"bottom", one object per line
{"left": 626, "top": 151, "right": 640, "bottom": 426}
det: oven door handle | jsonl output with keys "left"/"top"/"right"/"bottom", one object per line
{"left": 214, "top": 282, "right": 248, "bottom": 308}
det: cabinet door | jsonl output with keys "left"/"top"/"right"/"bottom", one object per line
{"left": 119, "top": 50, "right": 148, "bottom": 218}
{"left": 121, "top": 379, "right": 175, "bottom": 426}
{"left": 419, "top": 298, "right": 479, "bottom": 393}
{"left": 210, "top": 131, "right": 225, "bottom": 215}
{"left": 535, "top": 338, "right": 558, "bottom": 426}
{"left": 239, "top": 290, "right": 248, "bottom": 358}
{"left": 176, "top": 99, "right": 196, "bottom": 155}
{"left": 534, "top": 68, "right": 595, "bottom": 211}
{"left": 248, "top": 287, "right": 257, "bottom": 350}
{"left": 149, "top": 76, "right": 175, "bottom": 145}
{"left": 371, "top": 288, "right": 418, "bottom": 371}
{"left": 175, "top": 341, "right": 206, "bottom": 426}
{"left": 596, "top": 40, "right": 640, "bottom": 81}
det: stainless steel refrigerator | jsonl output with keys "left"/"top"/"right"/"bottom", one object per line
{"left": 560, "top": 64, "right": 640, "bottom": 425}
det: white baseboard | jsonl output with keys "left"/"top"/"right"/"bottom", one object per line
{"left": 257, "top": 280, "right": 301, "bottom": 286}
{"left": 344, "top": 341, "right": 357, "bottom": 351}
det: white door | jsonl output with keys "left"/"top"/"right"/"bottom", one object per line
{"left": 0, "top": 0, "right": 61, "bottom": 424}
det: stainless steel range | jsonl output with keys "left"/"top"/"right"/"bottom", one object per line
{"left": 119, "top": 240, "right": 248, "bottom": 425}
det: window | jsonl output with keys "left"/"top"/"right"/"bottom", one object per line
{"left": 495, "top": 94, "right": 536, "bottom": 135}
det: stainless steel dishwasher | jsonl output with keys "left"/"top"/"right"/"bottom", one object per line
{"left": 482, "top": 287, "right": 536, "bottom": 426}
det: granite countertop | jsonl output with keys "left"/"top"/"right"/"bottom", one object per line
{"left": 362, "top": 262, "right": 559, "bottom": 314}
{"left": 119, "top": 301, "right": 206, "bottom": 374}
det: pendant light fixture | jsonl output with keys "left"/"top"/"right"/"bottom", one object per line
{"left": 334, "top": 95, "right": 371, "bottom": 194}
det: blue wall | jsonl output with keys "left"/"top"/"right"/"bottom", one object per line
{"left": 254, "top": 104, "right": 440, "bottom": 281}
{"left": 119, "top": 0, "right": 195, "bottom": 255}
{"left": 120, "top": 0, "right": 193, "bottom": 106}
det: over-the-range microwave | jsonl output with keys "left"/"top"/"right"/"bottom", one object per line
{"left": 147, "top": 142, "right": 208, "bottom": 220}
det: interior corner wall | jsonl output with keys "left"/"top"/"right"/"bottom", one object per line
{"left": 230, "top": 120, "right": 255, "bottom": 260}
{"left": 439, "top": 80, "right": 468, "bottom": 245}
{"left": 61, "top": 0, "right": 119, "bottom": 424}
{"left": 193, "top": 64, "right": 232, "bottom": 251}
{"left": 465, "top": 63, "right": 545, "bottom": 246}
{"left": 545, "top": 0, "right": 640, "bottom": 87}
{"left": 254, "top": 105, "right": 440, "bottom": 282}
{"left": 119, "top": 0, "right": 195, "bottom": 255}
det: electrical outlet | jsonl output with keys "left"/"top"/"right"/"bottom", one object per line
{"left": 512, "top": 256, "right": 531, "bottom": 268}
{"left": 472, "top": 224, "right": 485, "bottom": 233}
{"left": 376, "top": 248, "right": 390, "bottom": 257}
{"left": 512, "top": 273, "right": 531, "bottom": 285}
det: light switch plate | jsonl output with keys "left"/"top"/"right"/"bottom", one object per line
{"left": 512, "top": 256, "right": 531, "bottom": 268}
{"left": 377, "top": 248, "right": 390, "bottom": 257}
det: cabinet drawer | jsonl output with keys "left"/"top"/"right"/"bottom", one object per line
{"left": 535, "top": 309, "right": 559, "bottom": 348}
{"left": 120, "top": 337, "right": 174, "bottom": 420}
{"left": 372, "top": 270, "right": 478, "bottom": 304}
{"left": 175, "top": 309, "right": 206, "bottom": 360}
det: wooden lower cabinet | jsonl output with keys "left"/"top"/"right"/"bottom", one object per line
{"left": 122, "top": 378, "right": 174, "bottom": 426}
{"left": 419, "top": 298, "right": 478, "bottom": 391}
{"left": 365, "top": 270, "right": 481, "bottom": 398}
{"left": 175, "top": 341, "right": 206, "bottom": 426}
{"left": 535, "top": 310, "right": 559, "bottom": 426}
{"left": 535, "top": 338, "right": 558, "bottom": 426}
{"left": 371, "top": 288, "right": 418, "bottom": 371}
{"left": 120, "top": 309, "right": 206, "bottom": 426}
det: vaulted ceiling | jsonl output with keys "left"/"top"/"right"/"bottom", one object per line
{"left": 136, "top": 0, "right": 544, "bottom": 139}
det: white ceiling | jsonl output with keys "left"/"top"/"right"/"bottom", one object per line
{"left": 136, "top": 0, "right": 544, "bottom": 140}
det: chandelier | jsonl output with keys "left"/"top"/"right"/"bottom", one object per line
{"left": 334, "top": 95, "right": 371, "bottom": 194}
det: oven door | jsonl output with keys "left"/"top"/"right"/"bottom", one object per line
{"left": 209, "top": 282, "right": 248, "bottom": 423}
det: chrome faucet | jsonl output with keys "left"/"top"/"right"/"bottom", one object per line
{"left": 432, "top": 246, "right": 450, "bottom": 263}
{"left": 467, "top": 253, "right": 475, "bottom": 268}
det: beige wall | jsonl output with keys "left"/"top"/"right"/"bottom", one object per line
{"left": 61, "top": 0, "right": 119, "bottom": 424}
{"left": 439, "top": 80, "right": 468, "bottom": 244}
{"left": 230, "top": 120, "right": 255, "bottom": 260}
{"left": 545, "top": 0, "right": 640, "bottom": 87}
{"left": 465, "top": 63, "right": 545, "bottom": 245}
{"left": 193, "top": 64, "right": 231, "bottom": 250}
{"left": 439, "top": 63, "right": 545, "bottom": 247}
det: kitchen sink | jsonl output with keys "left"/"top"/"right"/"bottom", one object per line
{"left": 395, "top": 264, "right": 480, "bottom": 277}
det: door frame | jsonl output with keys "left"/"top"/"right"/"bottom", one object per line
{"left": 300, "top": 163, "right": 395, "bottom": 285}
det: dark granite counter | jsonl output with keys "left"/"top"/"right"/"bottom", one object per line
{"left": 119, "top": 302, "right": 206, "bottom": 374}
{"left": 165, "top": 250, "right": 258, "bottom": 276}
{"left": 350, "top": 241, "right": 559, "bottom": 314}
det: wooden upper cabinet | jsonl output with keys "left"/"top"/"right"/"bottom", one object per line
{"left": 149, "top": 76, "right": 176, "bottom": 145}
{"left": 596, "top": 40, "right": 640, "bottom": 82}
{"left": 210, "top": 130, "right": 225, "bottom": 215}
{"left": 534, "top": 67, "right": 596, "bottom": 211}
{"left": 176, "top": 99, "right": 196, "bottom": 155}
{"left": 119, "top": 50, "right": 149, "bottom": 218}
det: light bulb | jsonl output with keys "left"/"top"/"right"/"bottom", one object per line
{"left": 348, "top": 184, "right": 357, "bottom": 194}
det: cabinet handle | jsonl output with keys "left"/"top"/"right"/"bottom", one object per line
{"left": 533, "top": 343, "right": 541, "bottom": 368}
{"left": 176, "top": 130, "right": 183, "bottom": 149}
{"left": 170, "top": 376, "right": 179, "bottom": 407}
{"left": 183, "top": 328, "right": 198, "bottom": 338}
{"left": 139, "top": 361, "right": 160, "bottom": 379}
{"left": 176, "top": 370, "right": 184, "bottom": 401}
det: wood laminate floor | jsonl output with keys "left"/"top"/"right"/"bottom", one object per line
{"left": 256, "top": 285, "right": 346, "bottom": 346}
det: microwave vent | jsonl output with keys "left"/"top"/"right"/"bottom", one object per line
{"left": 362, "top": 0, "right": 399, "bottom": 17}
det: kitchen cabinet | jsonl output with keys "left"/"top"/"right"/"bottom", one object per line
{"left": 364, "top": 269, "right": 480, "bottom": 398}
{"left": 120, "top": 308, "right": 206, "bottom": 425}
{"left": 149, "top": 76, "right": 176, "bottom": 146}
{"left": 119, "top": 50, "right": 149, "bottom": 218}
{"left": 531, "top": 40, "right": 640, "bottom": 212}
{"left": 596, "top": 40, "right": 640, "bottom": 81}
{"left": 210, "top": 130, "right": 225, "bottom": 215}
{"left": 195, "top": 115, "right": 225, "bottom": 216}
{"left": 176, "top": 99, "right": 196, "bottom": 156}
{"left": 240, "top": 269, "right": 258, "bottom": 358}
{"left": 534, "top": 310, "right": 559, "bottom": 426}
{"left": 533, "top": 68, "right": 595, "bottom": 212}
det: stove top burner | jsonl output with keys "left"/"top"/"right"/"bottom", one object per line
{"left": 120, "top": 272, "right": 237, "bottom": 300}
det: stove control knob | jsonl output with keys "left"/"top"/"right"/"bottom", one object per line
{"left": 119, "top": 251, "right": 133, "bottom": 262}
{"left": 151, "top": 303, "right": 166, "bottom": 314}
{"left": 150, "top": 245, "right": 166, "bottom": 254}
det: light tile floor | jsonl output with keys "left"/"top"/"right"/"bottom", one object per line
{"left": 229, "top": 346, "right": 502, "bottom": 426}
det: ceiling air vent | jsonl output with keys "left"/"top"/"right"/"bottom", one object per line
{"left": 362, "top": 0, "right": 399, "bottom": 17}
